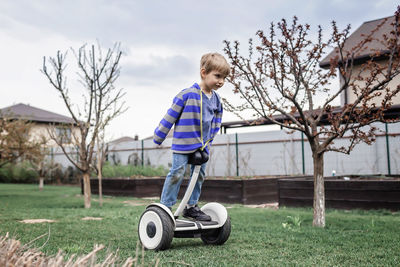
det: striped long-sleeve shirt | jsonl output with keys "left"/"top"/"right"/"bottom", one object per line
{"left": 153, "top": 83, "right": 223, "bottom": 154}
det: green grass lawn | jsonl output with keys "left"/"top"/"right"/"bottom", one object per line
{"left": 0, "top": 183, "right": 399, "bottom": 266}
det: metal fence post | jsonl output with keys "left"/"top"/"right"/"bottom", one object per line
{"left": 301, "top": 132, "right": 305, "bottom": 175}
{"left": 50, "top": 147, "right": 54, "bottom": 178}
{"left": 141, "top": 139, "right": 144, "bottom": 167}
{"left": 385, "top": 122, "right": 391, "bottom": 175}
{"left": 235, "top": 133, "right": 239, "bottom": 177}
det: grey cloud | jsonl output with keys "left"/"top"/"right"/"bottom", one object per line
{"left": 1, "top": 0, "right": 398, "bottom": 52}
{"left": 121, "top": 54, "right": 197, "bottom": 87}
{"left": 0, "top": 1, "right": 309, "bottom": 47}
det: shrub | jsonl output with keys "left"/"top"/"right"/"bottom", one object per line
{"left": 0, "top": 161, "right": 81, "bottom": 184}
{"left": 47, "top": 165, "right": 81, "bottom": 184}
{"left": 101, "top": 162, "right": 168, "bottom": 178}
{"left": 0, "top": 162, "right": 38, "bottom": 183}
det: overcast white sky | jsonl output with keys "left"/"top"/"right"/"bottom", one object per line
{"left": 0, "top": 0, "right": 398, "bottom": 141}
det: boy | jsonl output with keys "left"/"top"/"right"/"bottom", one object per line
{"left": 153, "top": 53, "right": 230, "bottom": 221}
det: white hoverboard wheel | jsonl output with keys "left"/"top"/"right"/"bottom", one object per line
{"left": 138, "top": 206, "right": 174, "bottom": 250}
{"left": 200, "top": 216, "right": 231, "bottom": 245}
{"left": 200, "top": 203, "right": 231, "bottom": 245}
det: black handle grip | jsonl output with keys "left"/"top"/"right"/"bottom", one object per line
{"left": 188, "top": 150, "right": 209, "bottom": 165}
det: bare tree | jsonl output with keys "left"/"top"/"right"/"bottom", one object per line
{"left": 223, "top": 8, "right": 400, "bottom": 227}
{"left": 42, "top": 43, "right": 126, "bottom": 208}
{"left": 26, "top": 146, "right": 62, "bottom": 191}
{"left": 0, "top": 115, "right": 46, "bottom": 168}
{"left": 0, "top": 112, "right": 56, "bottom": 189}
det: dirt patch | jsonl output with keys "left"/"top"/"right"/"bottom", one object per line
{"left": 20, "top": 219, "right": 56, "bottom": 224}
{"left": 122, "top": 200, "right": 148, "bottom": 207}
{"left": 245, "top": 203, "right": 279, "bottom": 209}
{"left": 81, "top": 217, "right": 103, "bottom": 221}
{"left": 142, "top": 197, "right": 159, "bottom": 200}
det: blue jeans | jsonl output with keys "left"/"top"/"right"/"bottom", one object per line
{"left": 160, "top": 153, "right": 207, "bottom": 207}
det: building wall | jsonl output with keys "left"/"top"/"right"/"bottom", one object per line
{"left": 341, "top": 59, "right": 400, "bottom": 106}
{"left": 29, "top": 123, "right": 80, "bottom": 147}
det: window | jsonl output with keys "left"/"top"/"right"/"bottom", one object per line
{"left": 56, "top": 127, "right": 72, "bottom": 144}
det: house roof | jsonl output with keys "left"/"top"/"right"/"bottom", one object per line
{"left": 320, "top": 15, "right": 396, "bottom": 68}
{"left": 0, "top": 103, "right": 75, "bottom": 124}
{"left": 108, "top": 136, "right": 137, "bottom": 145}
{"left": 221, "top": 104, "right": 400, "bottom": 132}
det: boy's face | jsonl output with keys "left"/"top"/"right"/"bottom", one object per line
{"left": 201, "top": 69, "right": 226, "bottom": 91}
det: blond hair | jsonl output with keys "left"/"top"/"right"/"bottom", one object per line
{"left": 200, "top": 53, "right": 230, "bottom": 77}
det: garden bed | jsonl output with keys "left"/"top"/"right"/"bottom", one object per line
{"left": 279, "top": 176, "right": 400, "bottom": 210}
{"left": 86, "top": 174, "right": 400, "bottom": 209}
{"left": 87, "top": 176, "right": 287, "bottom": 204}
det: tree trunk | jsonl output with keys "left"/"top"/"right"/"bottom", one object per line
{"left": 39, "top": 177, "right": 44, "bottom": 191}
{"left": 312, "top": 152, "right": 325, "bottom": 227}
{"left": 97, "top": 147, "right": 104, "bottom": 207}
{"left": 98, "top": 175, "right": 103, "bottom": 207}
{"left": 98, "top": 164, "right": 103, "bottom": 207}
{"left": 83, "top": 172, "right": 91, "bottom": 208}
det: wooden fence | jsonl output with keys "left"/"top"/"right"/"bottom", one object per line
{"left": 278, "top": 177, "right": 400, "bottom": 210}
{"left": 87, "top": 177, "right": 279, "bottom": 205}
{"left": 85, "top": 175, "right": 400, "bottom": 210}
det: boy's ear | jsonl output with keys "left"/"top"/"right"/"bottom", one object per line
{"left": 200, "top": 68, "right": 207, "bottom": 79}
